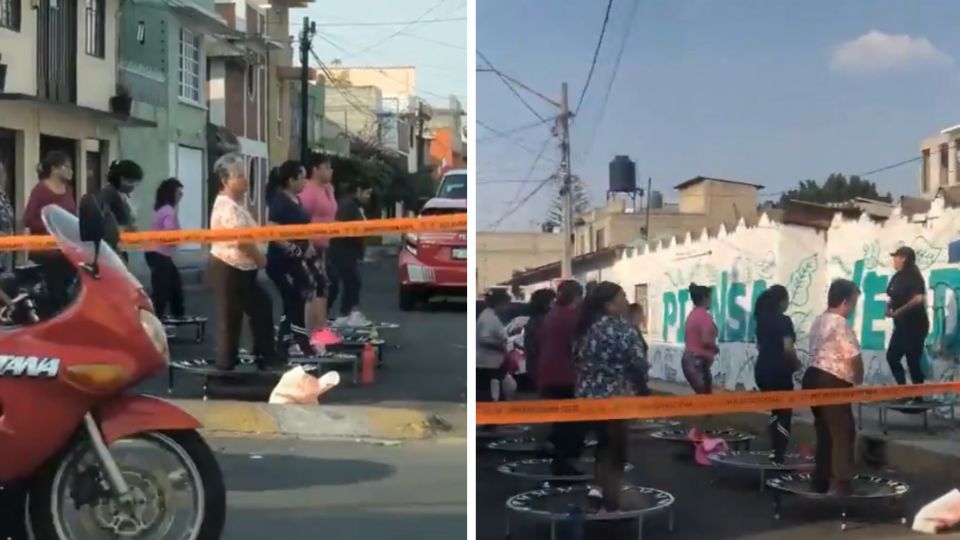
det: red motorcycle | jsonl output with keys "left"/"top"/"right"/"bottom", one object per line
{"left": 0, "top": 197, "right": 225, "bottom": 539}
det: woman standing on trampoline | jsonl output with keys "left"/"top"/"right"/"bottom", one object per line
{"left": 753, "top": 285, "right": 800, "bottom": 465}
{"left": 885, "top": 246, "right": 929, "bottom": 394}
{"left": 682, "top": 283, "right": 718, "bottom": 394}
{"left": 575, "top": 281, "right": 649, "bottom": 511}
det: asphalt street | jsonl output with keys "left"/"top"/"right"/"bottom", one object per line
{"left": 477, "top": 425, "right": 960, "bottom": 540}
{"left": 137, "top": 250, "right": 468, "bottom": 406}
{"left": 213, "top": 436, "right": 466, "bottom": 539}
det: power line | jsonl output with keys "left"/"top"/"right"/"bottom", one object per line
{"left": 510, "top": 137, "right": 554, "bottom": 205}
{"left": 579, "top": 0, "right": 639, "bottom": 160}
{"left": 342, "top": 0, "right": 449, "bottom": 60}
{"left": 309, "top": 17, "right": 465, "bottom": 27}
{"left": 476, "top": 117, "right": 554, "bottom": 143}
{"left": 857, "top": 156, "right": 922, "bottom": 177}
{"left": 575, "top": 0, "right": 613, "bottom": 115}
{"left": 489, "top": 175, "right": 557, "bottom": 230}
{"left": 397, "top": 32, "right": 466, "bottom": 50}
{"left": 477, "top": 120, "right": 560, "bottom": 159}
{"left": 477, "top": 50, "right": 547, "bottom": 121}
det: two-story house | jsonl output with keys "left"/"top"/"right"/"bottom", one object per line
{"left": 117, "top": 0, "right": 235, "bottom": 236}
{"left": 0, "top": 0, "right": 152, "bottom": 217}
{"left": 209, "top": 0, "right": 279, "bottom": 221}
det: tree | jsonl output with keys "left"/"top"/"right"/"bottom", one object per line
{"left": 541, "top": 175, "right": 591, "bottom": 232}
{"left": 777, "top": 173, "right": 893, "bottom": 207}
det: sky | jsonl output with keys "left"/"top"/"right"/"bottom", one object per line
{"left": 477, "top": 0, "right": 960, "bottom": 231}
{"left": 291, "top": 0, "right": 467, "bottom": 106}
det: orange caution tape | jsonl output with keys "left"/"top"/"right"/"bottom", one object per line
{"left": 0, "top": 213, "right": 467, "bottom": 252}
{"left": 476, "top": 381, "right": 960, "bottom": 425}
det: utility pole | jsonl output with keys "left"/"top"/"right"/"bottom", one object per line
{"left": 644, "top": 177, "right": 652, "bottom": 240}
{"left": 416, "top": 101, "right": 427, "bottom": 170}
{"left": 298, "top": 17, "right": 315, "bottom": 164}
{"left": 559, "top": 82, "right": 573, "bottom": 279}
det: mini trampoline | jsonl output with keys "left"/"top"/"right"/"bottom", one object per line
{"left": 505, "top": 484, "right": 675, "bottom": 540}
{"left": 486, "top": 437, "right": 598, "bottom": 454}
{"left": 708, "top": 451, "right": 814, "bottom": 491}
{"left": 650, "top": 429, "right": 755, "bottom": 451}
{"left": 766, "top": 473, "right": 910, "bottom": 530}
{"left": 857, "top": 399, "right": 957, "bottom": 435}
{"left": 476, "top": 425, "right": 532, "bottom": 441}
{"left": 497, "top": 457, "right": 635, "bottom": 483}
{"left": 631, "top": 419, "right": 681, "bottom": 432}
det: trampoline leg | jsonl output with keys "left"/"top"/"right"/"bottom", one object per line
{"left": 504, "top": 514, "right": 510, "bottom": 539}
{"left": 167, "top": 366, "right": 174, "bottom": 395}
{"left": 549, "top": 520, "right": 557, "bottom": 540}
{"left": 773, "top": 493, "right": 781, "bottom": 521}
{"left": 840, "top": 508, "right": 848, "bottom": 532}
{"left": 636, "top": 516, "right": 644, "bottom": 540}
{"left": 353, "top": 359, "right": 359, "bottom": 385}
{"left": 202, "top": 376, "right": 209, "bottom": 402}
{"left": 668, "top": 509, "right": 674, "bottom": 532}
{"left": 759, "top": 469, "right": 765, "bottom": 492}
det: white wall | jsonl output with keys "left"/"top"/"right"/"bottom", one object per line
{"left": 523, "top": 196, "right": 960, "bottom": 403}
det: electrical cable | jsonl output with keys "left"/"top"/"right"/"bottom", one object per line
{"left": 342, "top": 0, "right": 449, "bottom": 60}
{"left": 575, "top": 0, "right": 613, "bottom": 115}
{"left": 477, "top": 50, "right": 547, "bottom": 121}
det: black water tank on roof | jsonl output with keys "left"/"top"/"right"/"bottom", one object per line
{"left": 609, "top": 155, "right": 636, "bottom": 193}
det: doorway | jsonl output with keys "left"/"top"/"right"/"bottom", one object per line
{"left": 0, "top": 129, "right": 15, "bottom": 222}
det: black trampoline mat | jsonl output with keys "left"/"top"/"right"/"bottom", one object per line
{"left": 487, "top": 437, "right": 598, "bottom": 453}
{"left": 767, "top": 473, "right": 910, "bottom": 499}
{"left": 651, "top": 428, "right": 755, "bottom": 444}
{"left": 631, "top": 419, "right": 681, "bottom": 431}
{"left": 878, "top": 399, "right": 951, "bottom": 413}
{"left": 497, "top": 458, "right": 634, "bottom": 481}
{"left": 709, "top": 451, "right": 814, "bottom": 471}
{"left": 507, "top": 485, "right": 674, "bottom": 520}
{"left": 476, "top": 425, "right": 531, "bottom": 440}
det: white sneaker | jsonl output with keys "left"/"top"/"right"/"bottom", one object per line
{"left": 333, "top": 316, "right": 350, "bottom": 328}
{"left": 348, "top": 311, "right": 372, "bottom": 327}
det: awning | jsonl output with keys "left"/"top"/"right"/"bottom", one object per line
{"left": 0, "top": 93, "right": 156, "bottom": 128}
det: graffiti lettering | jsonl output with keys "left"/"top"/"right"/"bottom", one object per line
{"left": 661, "top": 271, "right": 767, "bottom": 344}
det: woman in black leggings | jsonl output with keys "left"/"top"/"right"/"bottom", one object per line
{"left": 753, "top": 285, "right": 800, "bottom": 465}
{"left": 265, "top": 162, "right": 318, "bottom": 359}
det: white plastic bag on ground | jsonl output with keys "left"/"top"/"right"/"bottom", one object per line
{"left": 269, "top": 367, "right": 340, "bottom": 404}
{"left": 913, "top": 489, "right": 960, "bottom": 534}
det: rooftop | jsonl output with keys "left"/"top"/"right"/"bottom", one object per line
{"left": 673, "top": 176, "right": 765, "bottom": 191}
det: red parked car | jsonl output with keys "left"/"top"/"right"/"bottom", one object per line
{"left": 398, "top": 197, "right": 468, "bottom": 310}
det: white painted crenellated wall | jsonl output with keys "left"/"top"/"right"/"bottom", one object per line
{"left": 523, "top": 195, "right": 960, "bottom": 397}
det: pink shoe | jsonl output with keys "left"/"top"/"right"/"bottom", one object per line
{"left": 311, "top": 328, "right": 343, "bottom": 347}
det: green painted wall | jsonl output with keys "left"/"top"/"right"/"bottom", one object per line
{"left": 118, "top": 3, "right": 208, "bottom": 229}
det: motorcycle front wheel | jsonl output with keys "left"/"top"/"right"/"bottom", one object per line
{"left": 28, "top": 430, "right": 226, "bottom": 540}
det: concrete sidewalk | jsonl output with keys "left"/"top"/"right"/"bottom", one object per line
{"left": 171, "top": 399, "right": 466, "bottom": 442}
{"left": 650, "top": 379, "right": 960, "bottom": 483}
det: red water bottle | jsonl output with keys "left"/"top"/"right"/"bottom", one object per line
{"left": 361, "top": 343, "right": 376, "bottom": 384}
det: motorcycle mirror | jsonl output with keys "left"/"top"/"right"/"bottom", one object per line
{"left": 77, "top": 194, "right": 105, "bottom": 246}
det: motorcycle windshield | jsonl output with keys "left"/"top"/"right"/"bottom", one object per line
{"left": 41, "top": 205, "right": 140, "bottom": 287}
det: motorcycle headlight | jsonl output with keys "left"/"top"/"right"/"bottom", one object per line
{"left": 139, "top": 309, "right": 170, "bottom": 363}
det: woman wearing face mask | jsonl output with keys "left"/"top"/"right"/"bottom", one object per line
{"left": 208, "top": 153, "right": 278, "bottom": 371}
{"left": 575, "top": 281, "right": 649, "bottom": 511}
{"left": 266, "top": 161, "right": 319, "bottom": 359}
{"left": 145, "top": 178, "right": 185, "bottom": 320}
{"left": 98, "top": 160, "right": 143, "bottom": 263}
{"left": 24, "top": 151, "right": 77, "bottom": 312}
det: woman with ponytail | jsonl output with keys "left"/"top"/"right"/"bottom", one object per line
{"left": 265, "top": 160, "right": 320, "bottom": 359}
{"left": 753, "top": 284, "right": 799, "bottom": 465}
{"left": 145, "top": 178, "right": 186, "bottom": 319}
{"left": 574, "top": 281, "right": 648, "bottom": 511}
{"left": 681, "top": 283, "right": 718, "bottom": 394}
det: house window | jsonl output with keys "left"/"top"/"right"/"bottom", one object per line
{"left": 84, "top": 0, "right": 104, "bottom": 57}
{"left": 0, "top": 0, "right": 20, "bottom": 31}
{"left": 246, "top": 64, "right": 257, "bottom": 99}
{"left": 595, "top": 228, "right": 605, "bottom": 250}
{"left": 178, "top": 29, "right": 202, "bottom": 103}
{"left": 921, "top": 149, "right": 930, "bottom": 194}
{"left": 940, "top": 143, "right": 949, "bottom": 186}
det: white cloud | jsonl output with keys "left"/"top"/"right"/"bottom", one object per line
{"left": 830, "top": 30, "right": 952, "bottom": 74}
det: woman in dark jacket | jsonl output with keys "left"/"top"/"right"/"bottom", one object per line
{"left": 886, "top": 246, "right": 929, "bottom": 392}
{"left": 753, "top": 285, "right": 800, "bottom": 465}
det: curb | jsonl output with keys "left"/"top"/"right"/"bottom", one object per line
{"left": 648, "top": 381, "right": 960, "bottom": 483}
{"left": 171, "top": 399, "right": 449, "bottom": 442}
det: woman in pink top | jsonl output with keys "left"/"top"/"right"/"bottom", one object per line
{"left": 145, "top": 178, "right": 185, "bottom": 319}
{"left": 298, "top": 153, "right": 337, "bottom": 334}
{"left": 682, "top": 283, "right": 719, "bottom": 394}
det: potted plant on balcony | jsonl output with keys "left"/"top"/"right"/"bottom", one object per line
{"left": 109, "top": 84, "right": 132, "bottom": 116}
{"left": 0, "top": 54, "right": 7, "bottom": 93}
